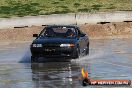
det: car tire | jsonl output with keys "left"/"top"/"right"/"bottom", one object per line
{"left": 73, "top": 47, "right": 80, "bottom": 59}
{"left": 85, "top": 43, "right": 89, "bottom": 55}
{"left": 31, "top": 56, "right": 38, "bottom": 63}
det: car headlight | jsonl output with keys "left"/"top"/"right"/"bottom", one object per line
{"left": 60, "top": 44, "right": 75, "bottom": 47}
{"left": 32, "top": 44, "right": 42, "bottom": 47}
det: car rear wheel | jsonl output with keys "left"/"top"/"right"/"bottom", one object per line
{"left": 31, "top": 56, "right": 38, "bottom": 63}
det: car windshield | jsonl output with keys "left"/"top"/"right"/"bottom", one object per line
{"left": 40, "top": 26, "right": 77, "bottom": 38}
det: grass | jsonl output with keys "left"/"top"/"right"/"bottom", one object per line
{"left": 0, "top": 0, "right": 132, "bottom": 18}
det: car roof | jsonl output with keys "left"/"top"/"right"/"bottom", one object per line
{"left": 46, "top": 25, "right": 79, "bottom": 28}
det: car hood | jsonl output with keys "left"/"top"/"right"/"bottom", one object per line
{"left": 32, "top": 37, "right": 77, "bottom": 44}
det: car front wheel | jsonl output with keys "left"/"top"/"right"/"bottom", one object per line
{"left": 85, "top": 43, "right": 89, "bottom": 55}
{"left": 31, "top": 56, "right": 38, "bottom": 63}
{"left": 72, "top": 47, "right": 80, "bottom": 59}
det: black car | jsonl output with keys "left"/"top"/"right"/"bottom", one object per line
{"left": 30, "top": 25, "right": 89, "bottom": 62}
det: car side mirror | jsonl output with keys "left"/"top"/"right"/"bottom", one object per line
{"left": 80, "top": 34, "right": 86, "bottom": 37}
{"left": 33, "top": 34, "right": 38, "bottom": 37}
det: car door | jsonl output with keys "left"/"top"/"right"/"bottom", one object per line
{"left": 82, "top": 34, "right": 89, "bottom": 55}
{"left": 77, "top": 28, "right": 86, "bottom": 55}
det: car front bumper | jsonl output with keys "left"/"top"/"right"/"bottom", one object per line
{"left": 30, "top": 46, "right": 77, "bottom": 58}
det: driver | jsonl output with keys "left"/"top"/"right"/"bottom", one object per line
{"left": 66, "top": 29, "right": 74, "bottom": 37}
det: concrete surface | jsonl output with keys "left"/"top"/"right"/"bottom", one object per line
{"left": 0, "top": 14, "right": 76, "bottom": 29}
{"left": 0, "top": 11, "right": 132, "bottom": 29}
{"left": 0, "top": 39, "right": 131, "bottom": 88}
{"left": 76, "top": 11, "right": 132, "bottom": 24}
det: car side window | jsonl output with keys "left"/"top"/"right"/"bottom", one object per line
{"left": 76, "top": 28, "right": 80, "bottom": 36}
{"left": 39, "top": 27, "right": 47, "bottom": 37}
{"left": 77, "top": 28, "right": 85, "bottom": 37}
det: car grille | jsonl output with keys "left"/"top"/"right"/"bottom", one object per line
{"left": 43, "top": 44, "right": 60, "bottom": 48}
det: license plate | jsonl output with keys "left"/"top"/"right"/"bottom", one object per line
{"left": 44, "top": 49, "right": 56, "bottom": 52}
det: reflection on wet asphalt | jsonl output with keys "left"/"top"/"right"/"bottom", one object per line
{"left": 0, "top": 39, "right": 132, "bottom": 88}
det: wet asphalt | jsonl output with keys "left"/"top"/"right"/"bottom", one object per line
{"left": 0, "top": 39, "right": 131, "bottom": 88}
